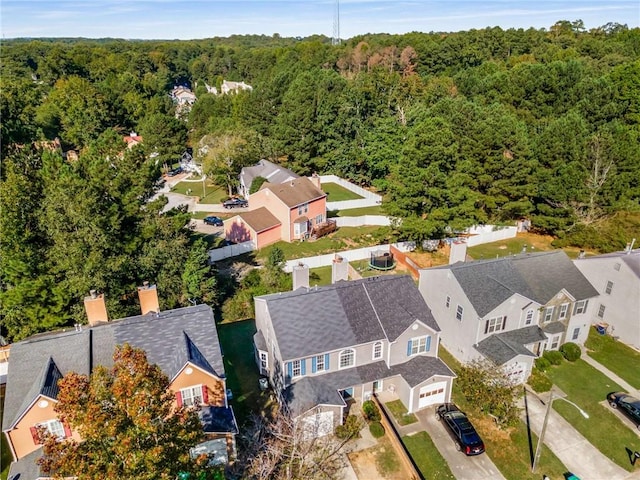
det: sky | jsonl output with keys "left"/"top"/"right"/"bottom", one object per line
{"left": 1, "top": 0, "right": 639, "bottom": 40}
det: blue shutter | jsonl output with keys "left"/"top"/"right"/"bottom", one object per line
{"left": 426, "top": 336, "right": 431, "bottom": 352}
{"left": 325, "top": 353, "right": 330, "bottom": 370}
{"left": 286, "top": 362, "right": 292, "bottom": 381}
{"left": 301, "top": 359, "right": 306, "bottom": 376}
{"left": 407, "top": 340, "right": 412, "bottom": 356}
{"left": 312, "top": 356, "right": 317, "bottom": 373}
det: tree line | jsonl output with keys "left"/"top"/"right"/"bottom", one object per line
{"left": 1, "top": 21, "right": 639, "bottom": 340}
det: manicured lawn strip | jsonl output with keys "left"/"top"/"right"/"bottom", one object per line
{"left": 309, "top": 265, "right": 333, "bottom": 286}
{"left": 385, "top": 399, "right": 418, "bottom": 425}
{"left": 257, "top": 226, "right": 383, "bottom": 261}
{"left": 328, "top": 205, "right": 384, "bottom": 217}
{"left": 217, "top": 320, "right": 271, "bottom": 427}
{"left": 585, "top": 328, "right": 640, "bottom": 389}
{"left": 402, "top": 432, "right": 455, "bottom": 480}
{"left": 171, "top": 181, "right": 228, "bottom": 204}
{"left": 467, "top": 233, "right": 586, "bottom": 261}
{"left": 190, "top": 212, "right": 233, "bottom": 220}
{"left": 545, "top": 359, "right": 636, "bottom": 471}
{"left": 321, "top": 182, "right": 364, "bottom": 201}
{"left": 439, "top": 348, "right": 568, "bottom": 479}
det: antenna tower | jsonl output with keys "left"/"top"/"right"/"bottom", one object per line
{"left": 332, "top": 0, "right": 340, "bottom": 45}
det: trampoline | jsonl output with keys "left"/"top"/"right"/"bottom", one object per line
{"left": 369, "top": 250, "right": 395, "bottom": 271}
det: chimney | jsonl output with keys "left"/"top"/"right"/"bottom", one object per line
{"left": 449, "top": 241, "right": 468, "bottom": 264}
{"left": 578, "top": 249, "right": 586, "bottom": 259}
{"left": 331, "top": 255, "right": 349, "bottom": 283}
{"left": 292, "top": 263, "right": 309, "bottom": 291}
{"left": 310, "top": 173, "right": 321, "bottom": 190}
{"left": 84, "top": 290, "right": 108, "bottom": 326}
{"left": 138, "top": 282, "right": 160, "bottom": 315}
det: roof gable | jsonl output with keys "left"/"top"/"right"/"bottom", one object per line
{"left": 228, "top": 207, "right": 281, "bottom": 233}
{"left": 258, "top": 177, "right": 326, "bottom": 208}
{"left": 241, "top": 159, "right": 299, "bottom": 189}
{"left": 475, "top": 326, "right": 547, "bottom": 365}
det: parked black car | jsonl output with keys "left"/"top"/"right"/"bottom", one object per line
{"left": 167, "top": 166, "right": 183, "bottom": 177}
{"left": 436, "top": 403, "right": 485, "bottom": 455}
{"left": 223, "top": 198, "right": 248, "bottom": 209}
{"left": 203, "top": 216, "right": 224, "bottom": 227}
{"left": 607, "top": 392, "right": 640, "bottom": 430}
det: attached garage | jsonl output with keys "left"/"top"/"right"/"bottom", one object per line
{"left": 417, "top": 381, "right": 447, "bottom": 409}
{"left": 300, "top": 410, "right": 334, "bottom": 439}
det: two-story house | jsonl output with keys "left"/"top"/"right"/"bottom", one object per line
{"left": 2, "top": 285, "right": 237, "bottom": 479}
{"left": 225, "top": 177, "right": 327, "bottom": 248}
{"left": 253, "top": 275, "right": 455, "bottom": 437}
{"left": 419, "top": 250, "right": 599, "bottom": 383}
{"left": 238, "top": 159, "right": 299, "bottom": 199}
{"left": 574, "top": 247, "right": 640, "bottom": 349}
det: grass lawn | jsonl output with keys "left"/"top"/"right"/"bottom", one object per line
{"left": 351, "top": 259, "right": 402, "bottom": 278}
{"left": 385, "top": 399, "right": 418, "bottom": 426}
{"left": 545, "top": 358, "right": 638, "bottom": 471}
{"left": 190, "top": 211, "right": 233, "bottom": 220}
{"left": 328, "top": 205, "right": 384, "bottom": 217}
{"left": 402, "top": 431, "right": 455, "bottom": 480}
{"left": 467, "top": 232, "right": 586, "bottom": 261}
{"left": 321, "top": 182, "right": 363, "bottom": 201}
{"left": 585, "top": 327, "right": 640, "bottom": 389}
{"left": 171, "top": 181, "right": 228, "bottom": 204}
{"left": 257, "top": 226, "right": 384, "bottom": 262}
{"left": 190, "top": 232, "right": 226, "bottom": 249}
{"left": 438, "top": 348, "right": 568, "bottom": 479}
{"left": 216, "top": 320, "right": 273, "bottom": 427}
{"left": 309, "top": 265, "right": 333, "bottom": 286}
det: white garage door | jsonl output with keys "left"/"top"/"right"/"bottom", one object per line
{"left": 301, "top": 411, "right": 334, "bottom": 439}
{"left": 418, "top": 382, "right": 447, "bottom": 409}
{"left": 504, "top": 361, "right": 527, "bottom": 384}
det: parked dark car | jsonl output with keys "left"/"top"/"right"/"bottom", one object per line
{"left": 223, "top": 198, "right": 248, "bottom": 209}
{"left": 436, "top": 403, "right": 485, "bottom": 455}
{"left": 167, "top": 166, "right": 183, "bottom": 177}
{"left": 607, "top": 392, "right": 640, "bottom": 430}
{"left": 203, "top": 216, "right": 224, "bottom": 227}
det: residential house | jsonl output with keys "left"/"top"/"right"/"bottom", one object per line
{"left": 220, "top": 80, "right": 253, "bottom": 95}
{"left": 123, "top": 131, "right": 143, "bottom": 149}
{"left": 224, "top": 207, "right": 282, "bottom": 249}
{"left": 419, "top": 251, "right": 599, "bottom": 384}
{"left": 171, "top": 85, "right": 197, "bottom": 105}
{"left": 253, "top": 274, "right": 455, "bottom": 437}
{"left": 2, "top": 285, "right": 237, "bottom": 479}
{"left": 574, "top": 247, "right": 640, "bottom": 349}
{"left": 239, "top": 159, "right": 299, "bottom": 198}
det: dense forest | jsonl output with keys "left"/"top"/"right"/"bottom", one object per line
{"left": 1, "top": 22, "right": 639, "bottom": 340}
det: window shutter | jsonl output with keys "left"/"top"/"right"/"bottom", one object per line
{"left": 484, "top": 320, "right": 489, "bottom": 334}
{"left": 287, "top": 362, "right": 293, "bottom": 380}
{"left": 30, "top": 426, "right": 40, "bottom": 445}
{"left": 325, "top": 353, "right": 330, "bottom": 370}
{"left": 407, "top": 340, "right": 412, "bottom": 356}
{"left": 312, "top": 356, "right": 317, "bottom": 373}
{"left": 502, "top": 316, "right": 507, "bottom": 330}
{"left": 584, "top": 300, "right": 589, "bottom": 310}
{"left": 176, "top": 391, "right": 183, "bottom": 408}
{"left": 202, "top": 385, "right": 209, "bottom": 404}
{"left": 63, "top": 422, "right": 72, "bottom": 438}
{"left": 426, "top": 336, "right": 431, "bottom": 352}
{"left": 301, "top": 359, "right": 306, "bottom": 376}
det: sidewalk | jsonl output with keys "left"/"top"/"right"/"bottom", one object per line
{"left": 581, "top": 346, "right": 640, "bottom": 397}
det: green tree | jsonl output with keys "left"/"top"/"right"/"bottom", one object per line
{"left": 39, "top": 344, "right": 212, "bottom": 480}
{"left": 138, "top": 112, "right": 188, "bottom": 168}
{"left": 182, "top": 238, "right": 218, "bottom": 306}
{"left": 249, "top": 175, "right": 268, "bottom": 194}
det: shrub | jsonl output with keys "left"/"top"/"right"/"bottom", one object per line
{"left": 543, "top": 350, "right": 564, "bottom": 366}
{"left": 535, "top": 356, "right": 551, "bottom": 372}
{"left": 335, "top": 415, "right": 362, "bottom": 439}
{"left": 362, "top": 400, "right": 381, "bottom": 422}
{"left": 560, "top": 342, "right": 582, "bottom": 362}
{"left": 528, "top": 367, "right": 553, "bottom": 393}
{"left": 369, "top": 421, "right": 385, "bottom": 438}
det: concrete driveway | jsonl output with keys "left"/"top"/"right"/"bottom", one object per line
{"left": 414, "top": 408, "right": 506, "bottom": 480}
{"left": 601, "top": 400, "right": 640, "bottom": 438}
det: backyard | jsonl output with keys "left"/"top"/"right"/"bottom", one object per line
{"left": 321, "top": 182, "right": 364, "bottom": 201}
{"left": 467, "top": 232, "right": 588, "bottom": 260}
{"left": 585, "top": 327, "right": 640, "bottom": 389}
{"left": 171, "top": 179, "right": 228, "bottom": 204}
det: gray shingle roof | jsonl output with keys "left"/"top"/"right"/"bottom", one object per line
{"left": 575, "top": 248, "right": 640, "bottom": 279}
{"left": 258, "top": 275, "right": 440, "bottom": 361}
{"left": 438, "top": 251, "right": 598, "bottom": 317}
{"left": 475, "top": 326, "right": 547, "bottom": 365}
{"left": 199, "top": 406, "right": 239, "bottom": 434}
{"left": 543, "top": 321, "right": 566, "bottom": 334}
{"left": 7, "top": 446, "right": 45, "bottom": 480}
{"left": 3, "top": 305, "right": 224, "bottom": 431}
{"left": 284, "top": 356, "right": 454, "bottom": 416}
{"left": 240, "top": 159, "right": 299, "bottom": 192}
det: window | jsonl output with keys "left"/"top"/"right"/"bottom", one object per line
{"left": 315, "top": 355, "right": 325, "bottom": 372}
{"left": 525, "top": 309, "right": 534, "bottom": 325}
{"left": 543, "top": 307, "right": 554, "bottom": 322}
{"left": 180, "top": 386, "right": 203, "bottom": 407}
{"left": 373, "top": 342, "right": 383, "bottom": 360}
{"left": 485, "top": 316, "right": 506, "bottom": 334}
{"left": 294, "top": 221, "right": 308, "bottom": 237}
{"left": 292, "top": 359, "right": 302, "bottom": 377}
{"left": 408, "top": 336, "right": 431, "bottom": 356}
{"left": 614, "top": 262, "right": 621, "bottom": 271}
{"left": 559, "top": 303, "right": 569, "bottom": 320}
{"left": 550, "top": 335, "right": 560, "bottom": 349}
{"left": 339, "top": 349, "right": 355, "bottom": 369}
{"left": 456, "top": 305, "right": 464, "bottom": 321}
{"left": 259, "top": 351, "right": 268, "bottom": 369}
{"left": 573, "top": 300, "right": 589, "bottom": 315}
{"left": 598, "top": 304, "right": 606, "bottom": 319}
{"left": 445, "top": 296, "right": 451, "bottom": 308}
{"left": 39, "top": 419, "right": 65, "bottom": 439}
{"left": 315, "top": 214, "right": 323, "bottom": 225}
{"left": 298, "top": 202, "right": 309, "bottom": 215}
{"left": 572, "top": 327, "right": 580, "bottom": 340}
{"left": 605, "top": 281, "right": 613, "bottom": 295}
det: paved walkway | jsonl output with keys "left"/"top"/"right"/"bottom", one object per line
{"left": 582, "top": 346, "right": 640, "bottom": 396}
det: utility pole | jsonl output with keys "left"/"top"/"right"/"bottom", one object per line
{"left": 332, "top": 0, "right": 340, "bottom": 45}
